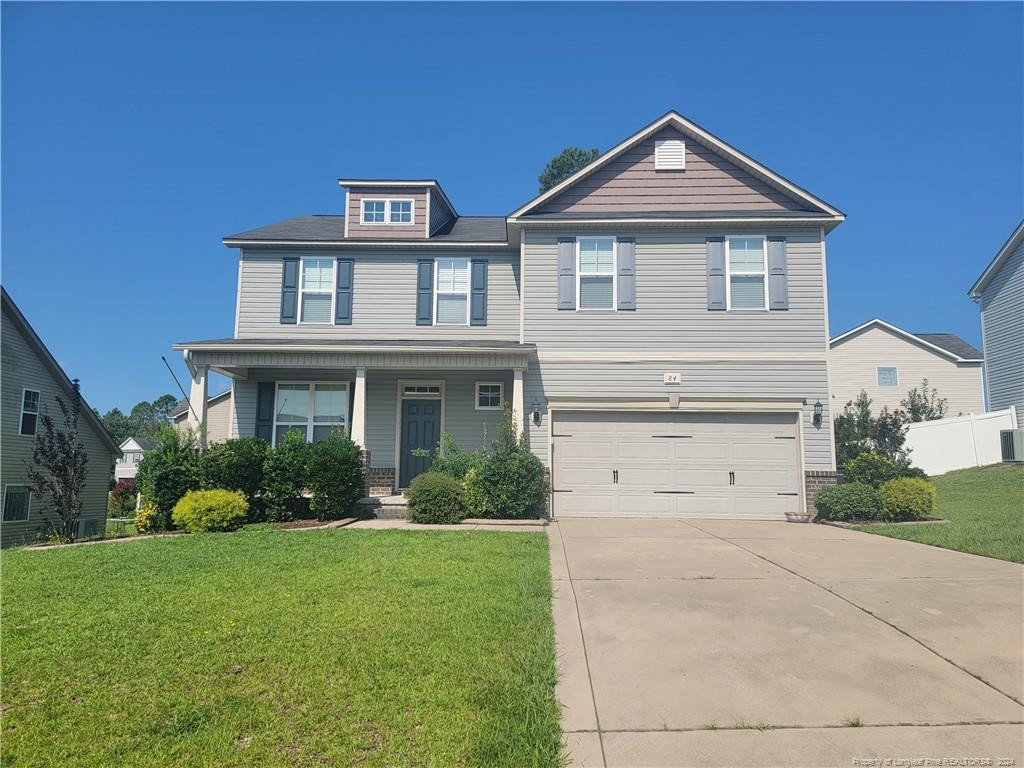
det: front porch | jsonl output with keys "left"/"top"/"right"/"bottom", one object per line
{"left": 173, "top": 339, "right": 535, "bottom": 496}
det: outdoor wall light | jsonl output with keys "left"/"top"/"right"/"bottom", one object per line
{"left": 813, "top": 400, "right": 823, "bottom": 428}
{"left": 531, "top": 400, "right": 542, "bottom": 427}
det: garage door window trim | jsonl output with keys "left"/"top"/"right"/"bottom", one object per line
{"left": 725, "top": 235, "right": 769, "bottom": 311}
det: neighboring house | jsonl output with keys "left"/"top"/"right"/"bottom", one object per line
{"left": 1, "top": 287, "right": 121, "bottom": 546}
{"left": 114, "top": 437, "right": 153, "bottom": 481}
{"left": 174, "top": 110, "right": 845, "bottom": 520}
{"left": 170, "top": 389, "right": 232, "bottom": 443}
{"left": 829, "top": 319, "right": 984, "bottom": 416}
{"left": 969, "top": 220, "right": 1024, "bottom": 420}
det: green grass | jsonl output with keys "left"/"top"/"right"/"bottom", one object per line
{"left": 1, "top": 529, "right": 562, "bottom": 767}
{"left": 855, "top": 463, "right": 1024, "bottom": 563}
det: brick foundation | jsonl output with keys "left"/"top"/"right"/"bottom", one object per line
{"left": 360, "top": 450, "right": 396, "bottom": 497}
{"left": 804, "top": 470, "right": 838, "bottom": 519}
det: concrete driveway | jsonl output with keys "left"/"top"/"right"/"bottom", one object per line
{"left": 549, "top": 518, "right": 1024, "bottom": 767}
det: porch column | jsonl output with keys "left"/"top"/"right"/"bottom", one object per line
{"left": 513, "top": 368, "right": 525, "bottom": 433}
{"left": 188, "top": 364, "right": 209, "bottom": 448}
{"left": 351, "top": 367, "right": 367, "bottom": 448}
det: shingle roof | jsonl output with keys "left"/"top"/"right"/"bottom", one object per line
{"left": 913, "top": 333, "right": 983, "bottom": 362}
{"left": 168, "top": 389, "right": 232, "bottom": 419}
{"left": 224, "top": 215, "right": 508, "bottom": 244}
{"left": 175, "top": 338, "right": 535, "bottom": 351}
{"left": 518, "top": 210, "right": 836, "bottom": 220}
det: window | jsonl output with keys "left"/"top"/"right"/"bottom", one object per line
{"left": 435, "top": 257, "right": 470, "bottom": 324}
{"left": 2, "top": 486, "right": 31, "bottom": 522}
{"left": 20, "top": 389, "right": 39, "bottom": 436}
{"left": 726, "top": 236, "right": 767, "bottom": 310}
{"left": 403, "top": 384, "right": 441, "bottom": 396}
{"left": 475, "top": 382, "right": 503, "bottom": 410}
{"left": 655, "top": 138, "right": 685, "bottom": 170}
{"left": 300, "top": 257, "right": 334, "bottom": 323}
{"left": 877, "top": 367, "right": 899, "bottom": 387}
{"left": 578, "top": 238, "right": 616, "bottom": 310}
{"left": 273, "top": 383, "right": 349, "bottom": 445}
{"left": 389, "top": 200, "right": 412, "bottom": 224}
{"left": 362, "top": 200, "right": 386, "bottom": 223}
{"left": 362, "top": 199, "right": 414, "bottom": 225}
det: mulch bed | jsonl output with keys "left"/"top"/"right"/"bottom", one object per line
{"left": 275, "top": 519, "right": 329, "bottom": 530}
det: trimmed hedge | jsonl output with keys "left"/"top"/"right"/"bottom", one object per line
{"left": 200, "top": 437, "right": 269, "bottom": 520}
{"left": 262, "top": 430, "right": 310, "bottom": 522}
{"left": 842, "top": 451, "right": 928, "bottom": 488}
{"left": 880, "top": 477, "right": 936, "bottom": 522}
{"left": 406, "top": 472, "right": 467, "bottom": 524}
{"left": 171, "top": 489, "right": 249, "bottom": 532}
{"left": 306, "top": 431, "right": 363, "bottom": 520}
{"left": 814, "top": 482, "right": 882, "bottom": 522}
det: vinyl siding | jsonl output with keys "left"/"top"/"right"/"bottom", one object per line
{"left": 536, "top": 128, "right": 810, "bottom": 214}
{"left": 229, "top": 368, "right": 510, "bottom": 469}
{"left": 347, "top": 187, "right": 428, "bottom": 239}
{"left": 428, "top": 189, "right": 453, "bottom": 235}
{"left": 1, "top": 309, "right": 117, "bottom": 547}
{"left": 235, "top": 249, "right": 520, "bottom": 341}
{"left": 173, "top": 392, "right": 233, "bottom": 443}
{"left": 979, "top": 238, "right": 1024, "bottom": 419}
{"left": 829, "top": 326, "right": 985, "bottom": 416}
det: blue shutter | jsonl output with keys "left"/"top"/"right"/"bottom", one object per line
{"left": 416, "top": 260, "right": 434, "bottom": 325}
{"left": 706, "top": 238, "right": 726, "bottom": 311}
{"left": 557, "top": 239, "right": 576, "bottom": 310}
{"left": 470, "top": 259, "right": 488, "bottom": 326}
{"left": 255, "top": 382, "right": 274, "bottom": 443}
{"left": 335, "top": 258, "right": 353, "bottom": 324}
{"left": 767, "top": 237, "right": 789, "bottom": 311}
{"left": 617, "top": 238, "right": 636, "bottom": 311}
{"left": 280, "top": 258, "right": 299, "bottom": 324}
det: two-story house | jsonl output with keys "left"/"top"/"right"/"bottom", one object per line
{"left": 174, "top": 111, "right": 844, "bottom": 519}
{"left": 114, "top": 437, "right": 152, "bottom": 481}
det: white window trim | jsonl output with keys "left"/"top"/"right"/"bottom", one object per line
{"left": 20, "top": 388, "right": 40, "bottom": 437}
{"left": 876, "top": 367, "right": 900, "bottom": 388}
{"left": 434, "top": 257, "right": 470, "bottom": 326}
{"left": 361, "top": 198, "right": 415, "bottom": 226}
{"left": 475, "top": 382, "right": 504, "bottom": 411}
{"left": 576, "top": 236, "right": 617, "bottom": 312}
{"left": 2, "top": 484, "right": 32, "bottom": 523}
{"left": 298, "top": 257, "right": 336, "bottom": 325}
{"left": 725, "top": 234, "right": 769, "bottom": 312}
{"left": 272, "top": 381, "right": 350, "bottom": 446}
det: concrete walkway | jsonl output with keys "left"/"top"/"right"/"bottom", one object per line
{"left": 549, "top": 518, "right": 1024, "bottom": 767}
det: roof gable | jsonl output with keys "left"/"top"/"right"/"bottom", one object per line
{"left": 830, "top": 319, "right": 983, "bottom": 363}
{"left": 969, "top": 219, "right": 1024, "bottom": 298}
{"left": 511, "top": 111, "right": 844, "bottom": 220}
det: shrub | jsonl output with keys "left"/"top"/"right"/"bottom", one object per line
{"left": 136, "top": 426, "right": 201, "bottom": 530}
{"left": 880, "top": 477, "right": 936, "bottom": 522}
{"left": 430, "top": 433, "right": 486, "bottom": 480}
{"left": 134, "top": 502, "right": 159, "bottom": 534}
{"left": 463, "top": 409, "right": 547, "bottom": 520}
{"left": 201, "top": 437, "right": 269, "bottom": 520}
{"left": 813, "top": 482, "right": 883, "bottom": 522}
{"left": 262, "top": 429, "right": 309, "bottom": 522}
{"left": 841, "top": 452, "right": 904, "bottom": 488}
{"left": 171, "top": 489, "right": 249, "bottom": 532}
{"left": 406, "top": 471, "right": 467, "bottom": 524}
{"left": 306, "top": 431, "right": 363, "bottom": 520}
{"left": 109, "top": 479, "right": 137, "bottom": 517}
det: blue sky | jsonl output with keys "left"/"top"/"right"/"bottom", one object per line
{"left": 3, "top": 2, "right": 1021, "bottom": 413}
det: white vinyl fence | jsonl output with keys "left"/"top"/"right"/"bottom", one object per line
{"left": 904, "top": 408, "right": 1019, "bottom": 476}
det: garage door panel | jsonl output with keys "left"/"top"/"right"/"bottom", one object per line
{"left": 552, "top": 410, "right": 802, "bottom": 520}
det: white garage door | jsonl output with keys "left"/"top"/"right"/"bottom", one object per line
{"left": 552, "top": 411, "right": 801, "bottom": 519}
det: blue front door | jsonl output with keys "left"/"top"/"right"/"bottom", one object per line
{"left": 400, "top": 398, "right": 441, "bottom": 487}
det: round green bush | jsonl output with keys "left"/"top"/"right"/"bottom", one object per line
{"left": 464, "top": 449, "right": 547, "bottom": 520}
{"left": 841, "top": 451, "right": 904, "bottom": 488}
{"left": 879, "top": 477, "right": 936, "bottom": 522}
{"left": 171, "top": 489, "right": 249, "bottom": 533}
{"left": 406, "top": 472, "right": 467, "bottom": 524}
{"left": 201, "top": 437, "right": 269, "bottom": 519}
{"left": 813, "top": 482, "right": 882, "bottom": 522}
{"left": 306, "top": 431, "right": 364, "bottom": 521}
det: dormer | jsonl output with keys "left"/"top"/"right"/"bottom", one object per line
{"left": 340, "top": 179, "right": 457, "bottom": 240}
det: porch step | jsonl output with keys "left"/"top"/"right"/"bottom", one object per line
{"left": 356, "top": 495, "right": 408, "bottom": 520}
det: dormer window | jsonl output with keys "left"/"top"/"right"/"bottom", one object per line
{"left": 362, "top": 199, "right": 414, "bottom": 225}
{"left": 654, "top": 138, "right": 685, "bottom": 170}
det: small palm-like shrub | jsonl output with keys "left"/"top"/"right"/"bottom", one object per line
{"left": 880, "top": 477, "right": 936, "bottom": 522}
{"left": 813, "top": 483, "right": 883, "bottom": 522}
{"left": 171, "top": 489, "right": 249, "bottom": 533}
{"left": 406, "top": 472, "right": 467, "bottom": 524}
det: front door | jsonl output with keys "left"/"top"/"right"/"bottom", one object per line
{"left": 399, "top": 398, "right": 441, "bottom": 488}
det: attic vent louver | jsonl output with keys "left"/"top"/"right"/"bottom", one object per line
{"left": 655, "top": 138, "right": 685, "bottom": 170}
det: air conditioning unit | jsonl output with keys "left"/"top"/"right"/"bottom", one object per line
{"left": 1000, "top": 429, "right": 1024, "bottom": 462}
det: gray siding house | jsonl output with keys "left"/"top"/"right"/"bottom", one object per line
{"left": 970, "top": 220, "right": 1024, "bottom": 420}
{"left": 1, "top": 287, "right": 121, "bottom": 546}
{"left": 175, "top": 111, "right": 845, "bottom": 519}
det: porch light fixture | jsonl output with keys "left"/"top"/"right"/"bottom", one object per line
{"left": 531, "top": 400, "right": 542, "bottom": 427}
{"left": 813, "top": 400, "right": 823, "bottom": 427}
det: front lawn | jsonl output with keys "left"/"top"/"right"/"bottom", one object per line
{"left": 1, "top": 529, "right": 561, "bottom": 767}
{"left": 855, "top": 463, "right": 1024, "bottom": 563}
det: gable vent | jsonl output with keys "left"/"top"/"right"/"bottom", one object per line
{"left": 655, "top": 138, "right": 685, "bottom": 170}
